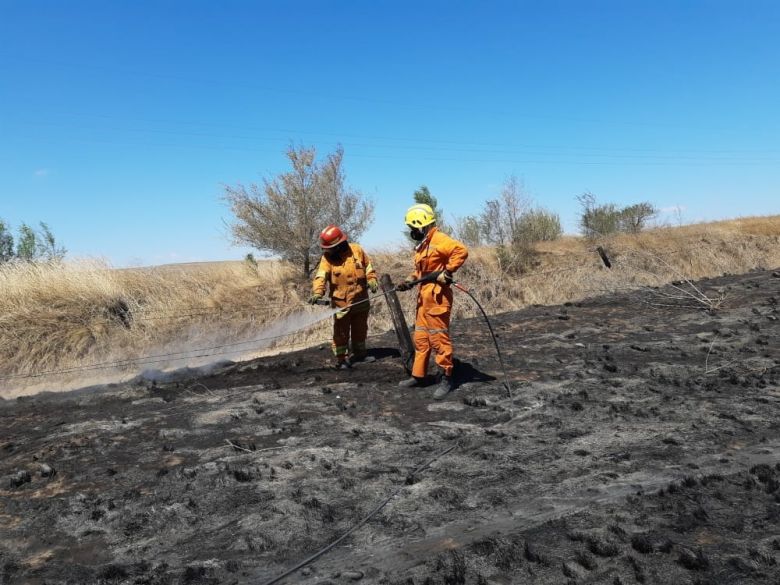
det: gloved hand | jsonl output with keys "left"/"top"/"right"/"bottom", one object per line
{"left": 368, "top": 279, "right": 378, "bottom": 294}
{"left": 396, "top": 280, "right": 414, "bottom": 292}
{"left": 308, "top": 293, "right": 323, "bottom": 305}
{"left": 436, "top": 270, "right": 454, "bottom": 285}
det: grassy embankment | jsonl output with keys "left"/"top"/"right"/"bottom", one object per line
{"left": 1, "top": 215, "right": 778, "bottom": 395}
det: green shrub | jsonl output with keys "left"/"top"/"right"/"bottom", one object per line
{"left": 577, "top": 192, "right": 657, "bottom": 238}
{"left": 515, "top": 208, "right": 562, "bottom": 243}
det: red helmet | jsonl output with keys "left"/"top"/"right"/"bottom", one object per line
{"left": 319, "top": 224, "right": 347, "bottom": 249}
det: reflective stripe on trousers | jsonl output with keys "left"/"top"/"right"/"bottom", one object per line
{"left": 415, "top": 326, "right": 449, "bottom": 334}
{"left": 412, "top": 307, "right": 454, "bottom": 378}
{"left": 332, "top": 309, "right": 369, "bottom": 361}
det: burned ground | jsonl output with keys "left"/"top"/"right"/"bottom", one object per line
{"left": 1, "top": 270, "right": 779, "bottom": 585}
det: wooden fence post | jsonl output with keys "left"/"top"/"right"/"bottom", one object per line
{"left": 380, "top": 274, "right": 414, "bottom": 374}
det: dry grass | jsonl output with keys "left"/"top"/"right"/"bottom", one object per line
{"left": 1, "top": 215, "right": 779, "bottom": 396}
{"left": 0, "top": 259, "right": 320, "bottom": 395}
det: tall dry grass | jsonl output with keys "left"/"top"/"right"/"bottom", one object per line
{"left": 0, "top": 259, "right": 323, "bottom": 395}
{"left": 1, "top": 215, "right": 778, "bottom": 396}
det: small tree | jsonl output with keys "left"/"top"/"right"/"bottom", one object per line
{"left": 577, "top": 192, "right": 622, "bottom": 238}
{"left": 578, "top": 192, "right": 658, "bottom": 238}
{"left": 412, "top": 185, "right": 447, "bottom": 233}
{"left": 479, "top": 175, "right": 531, "bottom": 246}
{"left": 619, "top": 202, "right": 657, "bottom": 233}
{"left": 16, "top": 223, "right": 38, "bottom": 261}
{"left": 0, "top": 220, "right": 65, "bottom": 263}
{"left": 223, "top": 145, "right": 374, "bottom": 277}
{"left": 0, "top": 220, "right": 14, "bottom": 262}
{"left": 515, "top": 208, "right": 563, "bottom": 242}
{"left": 36, "top": 222, "right": 66, "bottom": 260}
{"left": 452, "top": 215, "right": 482, "bottom": 247}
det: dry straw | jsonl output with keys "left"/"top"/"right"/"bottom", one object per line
{"left": 1, "top": 215, "right": 778, "bottom": 395}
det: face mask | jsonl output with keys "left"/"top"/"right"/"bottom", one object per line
{"left": 325, "top": 241, "right": 349, "bottom": 259}
{"left": 410, "top": 228, "right": 425, "bottom": 241}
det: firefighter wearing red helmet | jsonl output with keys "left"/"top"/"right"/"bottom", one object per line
{"left": 310, "top": 225, "right": 378, "bottom": 368}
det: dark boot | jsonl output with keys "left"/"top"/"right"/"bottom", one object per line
{"left": 433, "top": 375, "right": 455, "bottom": 400}
{"left": 398, "top": 376, "right": 423, "bottom": 388}
{"left": 334, "top": 358, "right": 352, "bottom": 370}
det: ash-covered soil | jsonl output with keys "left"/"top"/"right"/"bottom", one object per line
{"left": 2, "top": 270, "right": 780, "bottom": 585}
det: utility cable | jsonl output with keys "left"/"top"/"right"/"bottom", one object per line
{"left": 259, "top": 442, "right": 459, "bottom": 585}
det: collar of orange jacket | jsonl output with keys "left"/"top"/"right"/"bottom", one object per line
{"left": 415, "top": 226, "right": 438, "bottom": 251}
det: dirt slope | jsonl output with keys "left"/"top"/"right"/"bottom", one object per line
{"left": 2, "top": 269, "right": 779, "bottom": 585}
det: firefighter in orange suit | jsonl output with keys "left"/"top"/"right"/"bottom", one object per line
{"left": 309, "top": 225, "right": 378, "bottom": 369}
{"left": 396, "top": 204, "right": 468, "bottom": 399}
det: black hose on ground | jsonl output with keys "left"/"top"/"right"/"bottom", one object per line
{"left": 452, "top": 283, "right": 514, "bottom": 411}
{"left": 258, "top": 443, "right": 458, "bottom": 585}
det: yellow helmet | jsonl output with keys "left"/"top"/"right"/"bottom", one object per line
{"left": 405, "top": 203, "right": 436, "bottom": 228}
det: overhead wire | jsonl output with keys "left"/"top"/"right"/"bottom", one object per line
{"left": 11, "top": 104, "right": 780, "bottom": 158}
{"left": 9, "top": 129, "right": 777, "bottom": 167}
{"left": 13, "top": 119, "right": 780, "bottom": 164}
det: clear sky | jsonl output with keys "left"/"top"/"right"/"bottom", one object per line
{"left": 1, "top": 0, "right": 778, "bottom": 266}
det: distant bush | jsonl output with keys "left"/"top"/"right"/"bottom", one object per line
{"left": 0, "top": 219, "right": 66, "bottom": 263}
{"left": 456, "top": 177, "right": 562, "bottom": 274}
{"left": 451, "top": 215, "right": 482, "bottom": 247}
{"left": 619, "top": 202, "right": 658, "bottom": 234}
{"left": 495, "top": 241, "right": 539, "bottom": 275}
{"left": 577, "top": 192, "right": 657, "bottom": 238}
{"left": 515, "top": 208, "right": 563, "bottom": 243}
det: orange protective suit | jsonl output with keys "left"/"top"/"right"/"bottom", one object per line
{"left": 312, "top": 243, "right": 377, "bottom": 363}
{"left": 407, "top": 228, "right": 468, "bottom": 378}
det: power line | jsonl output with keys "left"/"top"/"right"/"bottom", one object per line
{"left": 13, "top": 118, "right": 780, "bottom": 163}
{"left": 10, "top": 117, "right": 780, "bottom": 166}
{"left": 9, "top": 131, "right": 777, "bottom": 167}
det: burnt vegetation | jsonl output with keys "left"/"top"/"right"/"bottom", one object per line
{"left": 1, "top": 269, "right": 779, "bottom": 584}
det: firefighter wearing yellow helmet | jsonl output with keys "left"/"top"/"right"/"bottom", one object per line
{"left": 396, "top": 203, "right": 469, "bottom": 399}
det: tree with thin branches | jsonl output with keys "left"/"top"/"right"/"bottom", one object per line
{"left": 223, "top": 145, "right": 374, "bottom": 277}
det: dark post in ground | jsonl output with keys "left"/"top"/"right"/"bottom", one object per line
{"left": 380, "top": 274, "right": 414, "bottom": 374}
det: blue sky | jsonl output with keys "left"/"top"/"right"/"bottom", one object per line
{"left": 1, "top": 0, "right": 778, "bottom": 266}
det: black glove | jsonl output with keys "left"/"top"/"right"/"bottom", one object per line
{"left": 308, "top": 293, "right": 323, "bottom": 305}
{"left": 396, "top": 280, "right": 413, "bottom": 292}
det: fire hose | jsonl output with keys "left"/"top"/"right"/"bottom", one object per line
{"left": 311, "top": 271, "right": 513, "bottom": 402}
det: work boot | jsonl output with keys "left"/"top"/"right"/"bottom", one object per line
{"left": 398, "top": 376, "right": 423, "bottom": 388}
{"left": 334, "top": 359, "right": 352, "bottom": 370}
{"left": 351, "top": 354, "right": 376, "bottom": 364}
{"left": 433, "top": 376, "right": 455, "bottom": 400}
